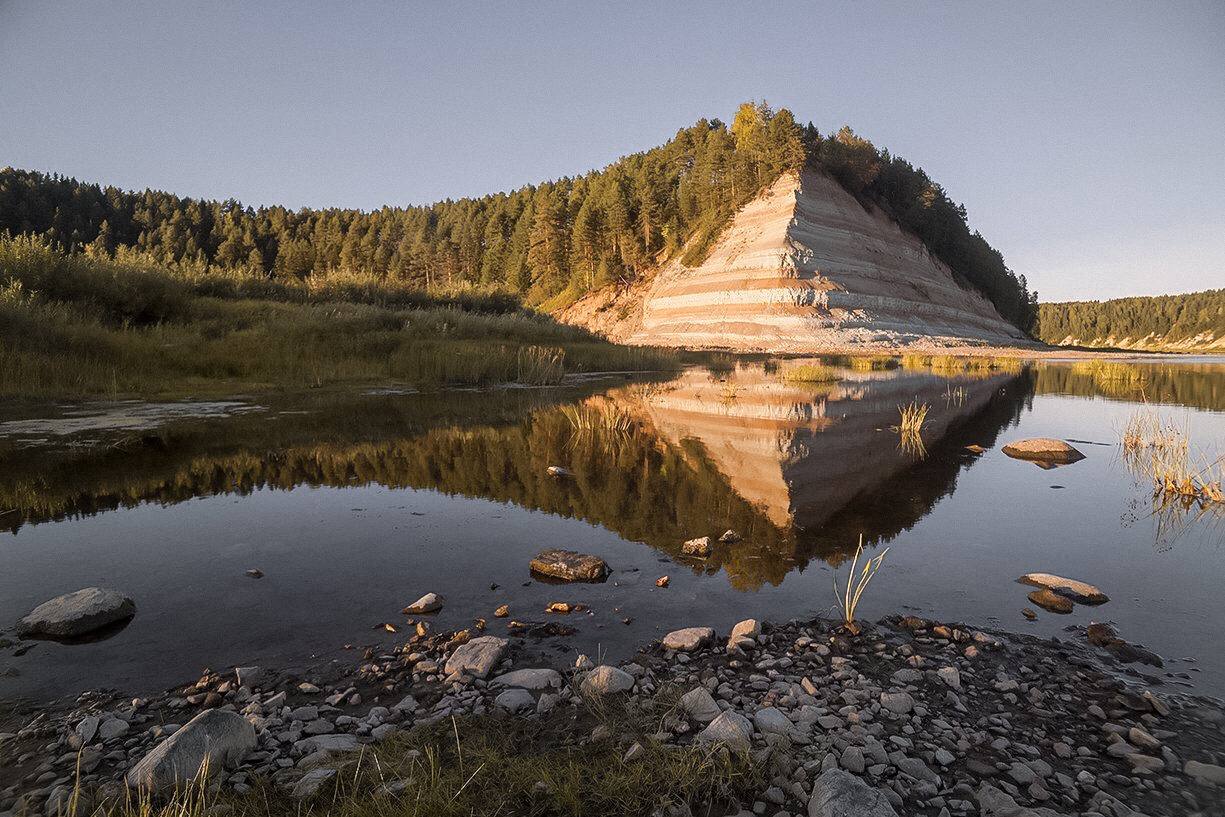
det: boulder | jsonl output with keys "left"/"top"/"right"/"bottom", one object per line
{"left": 680, "top": 687, "right": 722, "bottom": 724}
{"left": 403, "top": 592, "right": 444, "bottom": 614}
{"left": 528, "top": 549, "right": 609, "bottom": 582}
{"left": 753, "top": 707, "right": 798, "bottom": 739}
{"left": 681, "top": 536, "right": 712, "bottom": 557}
{"left": 444, "top": 636, "right": 508, "bottom": 679}
{"left": 1185, "top": 759, "right": 1225, "bottom": 785}
{"left": 1019, "top": 573, "right": 1108, "bottom": 604}
{"left": 233, "top": 666, "right": 265, "bottom": 689}
{"left": 695, "top": 710, "right": 753, "bottom": 753}
{"left": 1027, "top": 588, "right": 1073, "bottom": 614}
{"left": 662, "top": 627, "right": 714, "bottom": 652}
{"left": 17, "top": 588, "right": 135, "bottom": 638}
{"left": 491, "top": 668, "right": 561, "bottom": 690}
{"left": 580, "top": 665, "right": 634, "bottom": 696}
{"left": 808, "top": 768, "right": 898, "bottom": 817}
{"left": 291, "top": 768, "right": 336, "bottom": 798}
{"left": 125, "top": 709, "right": 256, "bottom": 793}
{"left": 493, "top": 688, "right": 535, "bottom": 713}
{"left": 1001, "top": 438, "right": 1085, "bottom": 464}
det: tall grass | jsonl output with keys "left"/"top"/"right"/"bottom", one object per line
{"left": 0, "top": 237, "right": 678, "bottom": 398}
{"left": 1121, "top": 407, "right": 1225, "bottom": 504}
{"left": 893, "top": 400, "right": 930, "bottom": 459}
{"left": 781, "top": 364, "right": 842, "bottom": 384}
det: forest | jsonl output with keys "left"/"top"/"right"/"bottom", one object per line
{"left": 1037, "top": 290, "right": 1225, "bottom": 348}
{"left": 0, "top": 102, "right": 1036, "bottom": 330}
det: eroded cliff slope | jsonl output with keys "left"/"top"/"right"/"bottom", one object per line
{"left": 560, "top": 170, "right": 1030, "bottom": 350}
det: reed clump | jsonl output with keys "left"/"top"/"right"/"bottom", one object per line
{"left": 832, "top": 534, "right": 890, "bottom": 635}
{"left": 781, "top": 364, "right": 842, "bottom": 384}
{"left": 1122, "top": 408, "right": 1224, "bottom": 504}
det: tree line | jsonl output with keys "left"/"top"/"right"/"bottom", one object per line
{"left": 0, "top": 101, "right": 1035, "bottom": 329}
{"left": 1036, "top": 289, "right": 1225, "bottom": 346}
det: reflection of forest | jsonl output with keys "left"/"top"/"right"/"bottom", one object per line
{"left": 1, "top": 365, "right": 1033, "bottom": 590}
{"left": 1032, "top": 361, "right": 1225, "bottom": 412}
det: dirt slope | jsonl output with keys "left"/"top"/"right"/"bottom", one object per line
{"left": 559, "top": 169, "right": 1031, "bottom": 351}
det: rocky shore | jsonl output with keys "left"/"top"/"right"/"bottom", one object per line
{"left": 1, "top": 612, "right": 1222, "bottom": 817}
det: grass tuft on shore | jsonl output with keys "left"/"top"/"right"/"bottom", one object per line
{"left": 781, "top": 364, "right": 842, "bottom": 385}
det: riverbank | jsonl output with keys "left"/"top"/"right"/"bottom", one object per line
{"left": 2, "top": 613, "right": 1222, "bottom": 817}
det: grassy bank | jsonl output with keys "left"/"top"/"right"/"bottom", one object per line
{"left": 0, "top": 238, "right": 677, "bottom": 398}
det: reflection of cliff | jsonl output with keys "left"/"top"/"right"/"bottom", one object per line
{"left": 641, "top": 364, "right": 1024, "bottom": 540}
{"left": 1, "top": 367, "right": 1032, "bottom": 589}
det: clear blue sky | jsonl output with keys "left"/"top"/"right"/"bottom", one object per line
{"left": 2, "top": 1, "right": 1222, "bottom": 302}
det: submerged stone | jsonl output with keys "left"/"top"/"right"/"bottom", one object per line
{"left": 1027, "top": 588, "right": 1074, "bottom": 614}
{"left": 17, "top": 588, "right": 135, "bottom": 639}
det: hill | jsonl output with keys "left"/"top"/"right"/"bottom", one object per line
{"left": 1036, "top": 290, "right": 1225, "bottom": 351}
{"left": 0, "top": 102, "right": 1035, "bottom": 350}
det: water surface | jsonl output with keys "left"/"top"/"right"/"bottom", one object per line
{"left": 2, "top": 359, "right": 1223, "bottom": 702}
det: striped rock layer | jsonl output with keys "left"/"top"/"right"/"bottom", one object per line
{"left": 627, "top": 170, "right": 1026, "bottom": 351}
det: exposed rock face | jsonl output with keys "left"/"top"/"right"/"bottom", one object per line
{"left": 528, "top": 549, "right": 609, "bottom": 582}
{"left": 125, "top": 709, "right": 255, "bottom": 793}
{"left": 17, "top": 588, "right": 135, "bottom": 638}
{"left": 561, "top": 170, "right": 1027, "bottom": 351}
{"left": 1002, "top": 438, "right": 1085, "bottom": 464}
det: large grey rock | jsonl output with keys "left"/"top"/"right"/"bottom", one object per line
{"left": 493, "top": 688, "right": 535, "bottom": 713}
{"left": 125, "top": 709, "right": 256, "bottom": 792}
{"left": 444, "top": 636, "right": 508, "bottom": 679}
{"left": 1185, "top": 759, "right": 1225, "bottom": 785}
{"left": 296, "top": 733, "right": 359, "bottom": 754}
{"left": 753, "top": 707, "right": 798, "bottom": 739}
{"left": 1019, "top": 573, "right": 1108, "bottom": 604}
{"left": 975, "top": 782, "right": 1066, "bottom": 817}
{"left": 580, "top": 665, "right": 634, "bottom": 696}
{"left": 879, "top": 692, "right": 914, "bottom": 715}
{"left": 680, "top": 688, "right": 722, "bottom": 724}
{"left": 291, "top": 768, "right": 335, "bottom": 798}
{"left": 491, "top": 668, "right": 561, "bottom": 690}
{"left": 17, "top": 588, "right": 135, "bottom": 638}
{"left": 662, "top": 627, "right": 714, "bottom": 652}
{"left": 696, "top": 710, "right": 753, "bottom": 753}
{"left": 528, "top": 549, "right": 609, "bottom": 582}
{"left": 808, "top": 768, "right": 897, "bottom": 817}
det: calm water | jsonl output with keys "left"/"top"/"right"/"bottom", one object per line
{"left": 2, "top": 358, "right": 1224, "bottom": 703}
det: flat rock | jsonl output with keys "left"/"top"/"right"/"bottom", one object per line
{"left": 1019, "top": 572, "right": 1108, "bottom": 604}
{"left": 1027, "top": 588, "right": 1074, "bottom": 613}
{"left": 1185, "top": 759, "right": 1225, "bottom": 785}
{"left": 404, "top": 592, "right": 444, "bottom": 614}
{"left": 680, "top": 687, "right": 722, "bottom": 724}
{"left": 662, "top": 626, "right": 714, "bottom": 652}
{"left": 444, "top": 636, "right": 508, "bottom": 679}
{"left": 1002, "top": 438, "right": 1085, "bottom": 464}
{"left": 291, "top": 767, "right": 335, "bottom": 798}
{"left": 696, "top": 710, "right": 753, "bottom": 753}
{"left": 528, "top": 549, "right": 609, "bottom": 582}
{"left": 125, "top": 709, "right": 256, "bottom": 793}
{"left": 681, "top": 536, "right": 712, "bottom": 557}
{"left": 753, "top": 707, "right": 797, "bottom": 738}
{"left": 491, "top": 668, "right": 561, "bottom": 690}
{"left": 17, "top": 588, "right": 135, "bottom": 638}
{"left": 493, "top": 688, "right": 535, "bottom": 713}
{"left": 808, "top": 768, "right": 898, "bottom": 817}
{"left": 296, "top": 733, "right": 359, "bottom": 754}
{"left": 580, "top": 665, "right": 634, "bottom": 695}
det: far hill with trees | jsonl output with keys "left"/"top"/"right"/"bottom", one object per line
{"left": 0, "top": 101, "right": 1037, "bottom": 332}
{"left": 1037, "top": 290, "right": 1225, "bottom": 351}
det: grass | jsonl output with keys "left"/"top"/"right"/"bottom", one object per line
{"left": 63, "top": 709, "right": 762, "bottom": 817}
{"left": 900, "top": 354, "right": 1023, "bottom": 376}
{"left": 781, "top": 363, "right": 842, "bottom": 384}
{"left": 892, "top": 400, "right": 930, "bottom": 460}
{"left": 1121, "top": 407, "right": 1225, "bottom": 504}
{"left": 832, "top": 534, "right": 889, "bottom": 635}
{"left": 0, "top": 237, "right": 679, "bottom": 398}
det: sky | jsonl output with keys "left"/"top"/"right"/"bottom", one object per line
{"left": 1, "top": 2, "right": 1222, "bottom": 303}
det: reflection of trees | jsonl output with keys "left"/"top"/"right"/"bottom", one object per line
{"left": 1033, "top": 361, "right": 1225, "bottom": 412}
{"left": 1, "top": 368, "right": 1034, "bottom": 592}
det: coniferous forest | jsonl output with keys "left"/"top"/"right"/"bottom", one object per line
{"left": 0, "top": 102, "right": 1037, "bottom": 330}
{"left": 1037, "top": 289, "right": 1225, "bottom": 348}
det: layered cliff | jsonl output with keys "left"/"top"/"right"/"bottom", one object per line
{"left": 560, "top": 169, "right": 1031, "bottom": 350}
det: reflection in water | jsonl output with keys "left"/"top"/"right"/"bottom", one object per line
{"left": 0, "top": 363, "right": 1033, "bottom": 590}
